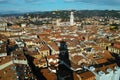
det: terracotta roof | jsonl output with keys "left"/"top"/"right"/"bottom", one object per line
{"left": 33, "top": 58, "right": 46, "bottom": 66}
{"left": 97, "top": 38, "right": 110, "bottom": 43}
{"left": 48, "top": 41, "right": 59, "bottom": 51}
{"left": 12, "top": 49, "right": 26, "bottom": 60}
{"left": 39, "top": 44, "right": 49, "bottom": 51}
{"left": 41, "top": 68, "right": 57, "bottom": 80}
{"left": 0, "top": 64, "right": 16, "bottom": 80}
{"left": 47, "top": 54, "right": 58, "bottom": 60}
{"left": 96, "top": 58, "right": 108, "bottom": 64}
{"left": 72, "top": 55, "right": 84, "bottom": 64}
{"left": 23, "top": 39, "right": 33, "bottom": 42}
{"left": 102, "top": 50, "right": 113, "bottom": 59}
{"left": 78, "top": 71, "right": 95, "bottom": 80}
{"left": 113, "top": 42, "right": 120, "bottom": 49}
{"left": 0, "top": 44, "right": 6, "bottom": 53}
{"left": 95, "top": 63, "right": 117, "bottom": 73}
{"left": 0, "top": 56, "right": 11, "bottom": 65}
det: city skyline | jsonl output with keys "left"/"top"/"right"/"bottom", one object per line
{"left": 0, "top": 0, "right": 120, "bottom": 13}
{"left": 0, "top": 1, "right": 120, "bottom": 80}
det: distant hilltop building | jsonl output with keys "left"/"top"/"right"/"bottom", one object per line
{"left": 56, "top": 11, "right": 75, "bottom": 26}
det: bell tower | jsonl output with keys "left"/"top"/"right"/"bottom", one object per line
{"left": 70, "top": 12, "right": 74, "bottom": 26}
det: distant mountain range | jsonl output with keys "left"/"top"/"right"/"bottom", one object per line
{"left": 0, "top": 10, "right": 28, "bottom": 16}
{"left": 0, "top": 11, "right": 20, "bottom": 14}
{"left": 0, "top": 10, "right": 120, "bottom": 18}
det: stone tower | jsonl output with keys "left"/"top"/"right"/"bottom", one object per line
{"left": 70, "top": 12, "right": 74, "bottom": 26}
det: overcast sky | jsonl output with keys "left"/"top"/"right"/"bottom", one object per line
{"left": 0, "top": 0, "right": 120, "bottom": 12}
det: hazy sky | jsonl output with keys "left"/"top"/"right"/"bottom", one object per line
{"left": 0, "top": 0, "right": 120, "bottom": 12}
